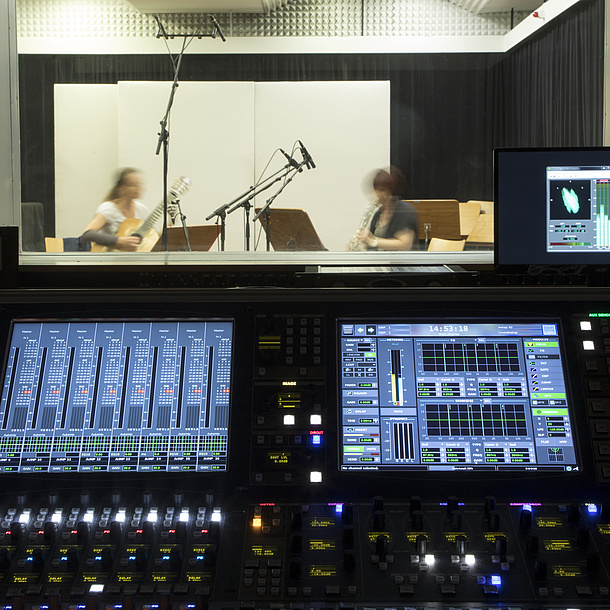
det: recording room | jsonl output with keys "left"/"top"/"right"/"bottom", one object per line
{"left": 0, "top": 1, "right": 609, "bottom": 609}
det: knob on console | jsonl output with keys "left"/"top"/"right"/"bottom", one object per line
{"left": 484, "top": 495, "right": 496, "bottom": 514}
{"left": 495, "top": 535, "right": 507, "bottom": 555}
{"left": 519, "top": 508, "right": 533, "bottom": 530}
{"left": 66, "top": 548, "right": 79, "bottom": 573}
{"left": 290, "top": 510, "right": 303, "bottom": 531}
{"left": 375, "top": 534, "right": 387, "bottom": 560}
{"left": 449, "top": 510, "right": 462, "bottom": 531}
{"left": 447, "top": 496, "right": 459, "bottom": 513}
{"left": 372, "top": 496, "right": 384, "bottom": 514}
{"left": 100, "top": 548, "right": 114, "bottom": 571}
{"left": 526, "top": 533, "right": 539, "bottom": 554}
{"left": 341, "top": 504, "right": 353, "bottom": 523}
{"left": 342, "top": 524, "right": 354, "bottom": 549}
{"left": 43, "top": 521, "right": 56, "bottom": 541}
{"left": 10, "top": 524, "right": 22, "bottom": 543}
{"left": 290, "top": 532, "right": 303, "bottom": 555}
{"left": 410, "top": 496, "right": 422, "bottom": 513}
{"left": 534, "top": 560, "right": 547, "bottom": 580}
{"left": 487, "top": 510, "right": 500, "bottom": 531}
{"left": 343, "top": 549, "right": 356, "bottom": 571}
{"left": 411, "top": 510, "right": 424, "bottom": 531}
{"left": 416, "top": 534, "right": 427, "bottom": 556}
{"left": 373, "top": 509, "right": 385, "bottom": 531}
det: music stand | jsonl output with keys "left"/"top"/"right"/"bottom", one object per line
{"left": 152, "top": 225, "right": 220, "bottom": 252}
{"left": 253, "top": 208, "right": 326, "bottom": 251}
{"left": 406, "top": 199, "right": 461, "bottom": 244}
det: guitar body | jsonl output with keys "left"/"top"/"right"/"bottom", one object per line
{"left": 90, "top": 218, "right": 160, "bottom": 253}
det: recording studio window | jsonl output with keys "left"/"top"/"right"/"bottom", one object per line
{"left": 24, "top": 0, "right": 592, "bottom": 265}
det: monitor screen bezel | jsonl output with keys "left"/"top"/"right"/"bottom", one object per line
{"left": 0, "top": 317, "right": 235, "bottom": 478}
{"left": 336, "top": 315, "right": 582, "bottom": 477}
{"left": 494, "top": 146, "right": 610, "bottom": 271}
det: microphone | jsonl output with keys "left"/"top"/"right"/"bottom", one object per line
{"left": 210, "top": 16, "right": 226, "bottom": 42}
{"left": 280, "top": 149, "right": 302, "bottom": 172}
{"left": 298, "top": 140, "right": 316, "bottom": 170}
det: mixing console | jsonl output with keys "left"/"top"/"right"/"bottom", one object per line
{"left": 0, "top": 293, "right": 605, "bottom": 610}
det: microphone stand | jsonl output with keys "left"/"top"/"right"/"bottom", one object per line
{"left": 172, "top": 199, "right": 192, "bottom": 252}
{"left": 153, "top": 14, "right": 225, "bottom": 252}
{"left": 253, "top": 162, "right": 305, "bottom": 251}
{"left": 155, "top": 47, "right": 184, "bottom": 252}
{"left": 207, "top": 162, "right": 298, "bottom": 251}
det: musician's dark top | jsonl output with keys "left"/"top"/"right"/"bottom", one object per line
{"left": 369, "top": 198, "right": 419, "bottom": 250}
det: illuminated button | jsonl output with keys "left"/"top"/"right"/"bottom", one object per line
{"left": 284, "top": 415, "right": 296, "bottom": 426}
{"left": 310, "top": 414, "right": 322, "bottom": 426}
{"left": 310, "top": 471, "right": 323, "bottom": 483}
{"left": 583, "top": 340, "right": 596, "bottom": 351}
{"left": 581, "top": 321, "right": 593, "bottom": 331}
{"left": 19, "top": 510, "right": 31, "bottom": 524}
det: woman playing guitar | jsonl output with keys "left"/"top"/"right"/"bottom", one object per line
{"left": 81, "top": 168, "right": 152, "bottom": 252}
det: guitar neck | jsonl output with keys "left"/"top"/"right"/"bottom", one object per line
{"left": 132, "top": 201, "right": 165, "bottom": 238}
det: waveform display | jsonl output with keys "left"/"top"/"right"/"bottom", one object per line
{"left": 562, "top": 187, "right": 580, "bottom": 214}
{"left": 421, "top": 341, "right": 520, "bottom": 373}
{"left": 425, "top": 403, "right": 528, "bottom": 437}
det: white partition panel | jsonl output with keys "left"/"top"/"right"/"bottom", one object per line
{"left": 54, "top": 81, "right": 389, "bottom": 252}
{"left": 54, "top": 84, "right": 118, "bottom": 239}
{"left": 253, "top": 81, "right": 390, "bottom": 252}
{"left": 117, "top": 81, "right": 255, "bottom": 252}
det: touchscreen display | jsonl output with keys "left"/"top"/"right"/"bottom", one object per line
{"left": 338, "top": 319, "right": 578, "bottom": 472}
{"left": 0, "top": 319, "right": 233, "bottom": 473}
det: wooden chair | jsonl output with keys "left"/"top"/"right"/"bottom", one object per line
{"left": 466, "top": 214, "right": 494, "bottom": 248}
{"left": 467, "top": 200, "right": 494, "bottom": 215}
{"left": 428, "top": 237, "right": 466, "bottom": 252}
{"left": 459, "top": 201, "right": 481, "bottom": 237}
{"left": 45, "top": 237, "right": 64, "bottom": 252}
{"left": 406, "top": 199, "right": 461, "bottom": 242}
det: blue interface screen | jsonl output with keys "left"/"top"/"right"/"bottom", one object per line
{"left": 338, "top": 320, "right": 578, "bottom": 472}
{"left": 0, "top": 319, "right": 233, "bottom": 473}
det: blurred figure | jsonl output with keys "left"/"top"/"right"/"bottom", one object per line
{"left": 81, "top": 168, "right": 149, "bottom": 252}
{"left": 354, "top": 166, "right": 418, "bottom": 251}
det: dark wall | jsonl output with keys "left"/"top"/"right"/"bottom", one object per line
{"left": 18, "top": 0, "right": 604, "bottom": 238}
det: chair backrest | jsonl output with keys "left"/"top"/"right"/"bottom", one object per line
{"left": 466, "top": 214, "right": 494, "bottom": 246}
{"left": 428, "top": 237, "right": 466, "bottom": 252}
{"left": 45, "top": 237, "right": 64, "bottom": 252}
{"left": 406, "top": 199, "right": 461, "bottom": 241}
{"left": 467, "top": 200, "right": 494, "bottom": 215}
{"left": 459, "top": 201, "right": 481, "bottom": 237}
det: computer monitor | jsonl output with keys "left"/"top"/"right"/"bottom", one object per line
{"left": 495, "top": 147, "right": 610, "bottom": 267}
{"left": 0, "top": 319, "right": 234, "bottom": 473}
{"left": 337, "top": 317, "right": 579, "bottom": 473}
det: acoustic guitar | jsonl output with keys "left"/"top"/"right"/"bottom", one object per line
{"left": 91, "top": 177, "right": 191, "bottom": 252}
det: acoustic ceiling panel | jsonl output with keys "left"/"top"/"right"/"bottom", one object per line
{"left": 450, "top": 0, "right": 539, "bottom": 12}
{"left": 125, "top": 0, "right": 290, "bottom": 13}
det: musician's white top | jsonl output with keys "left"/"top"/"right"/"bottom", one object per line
{"left": 95, "top": 200, "right": 149, "bottom": 235}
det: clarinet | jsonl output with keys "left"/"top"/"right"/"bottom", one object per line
{"left": 348, "top": 201, "right": 380, "bottom": 251}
